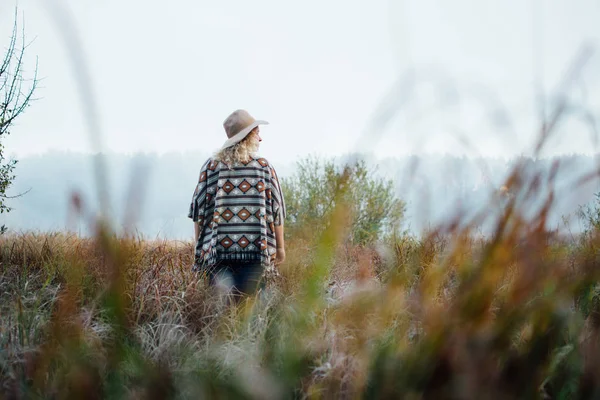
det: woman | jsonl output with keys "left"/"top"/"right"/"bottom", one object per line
{"left": 188, "top": 109, "right": 286, "bottom": 296}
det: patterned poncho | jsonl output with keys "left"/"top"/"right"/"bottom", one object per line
{"left": 188, "top": 156, "right": 286, "bottom": 268}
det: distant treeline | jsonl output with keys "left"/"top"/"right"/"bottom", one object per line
{"left": 1, "top": 151, "right": 598, "bottom": 238}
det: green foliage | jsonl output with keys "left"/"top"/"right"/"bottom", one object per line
{"left": 575, "top": 192, "right": 600, "bottom": 324}
{"left": 578, "top": 192, "right": 600, "bottom": 235}
{"left": 282, "top": 156, "right": 405, "bottom": 244}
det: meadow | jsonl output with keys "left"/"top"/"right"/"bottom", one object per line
{"left": 1, "top": 4, "right": 599, "bottom": 399}
{"left": 2, "top": 153, "right": 600, "bottom": 399}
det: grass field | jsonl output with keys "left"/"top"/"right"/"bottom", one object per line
{"left": 3, "top": 5, "right": 600, "bottom": 398}
{"left": 2, "top": 170, "right": 600, "bottom": 400}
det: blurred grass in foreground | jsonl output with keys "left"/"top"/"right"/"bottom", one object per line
{"left": 1, "top": 7, "right": 594, "bottom": 397}
{"left": 2, "top": 154, "right": 600, "bottom": 399}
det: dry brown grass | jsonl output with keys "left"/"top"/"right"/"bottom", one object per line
{"left": 3, "top": 157, "right": 600, "bottom": 398}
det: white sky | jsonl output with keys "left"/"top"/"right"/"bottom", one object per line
{"left": 1, "top": 0, "right": 600, "bottom": 164}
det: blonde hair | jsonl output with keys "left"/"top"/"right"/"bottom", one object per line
{"left": 215, "top": 130, "right": 260, "bottom": 166}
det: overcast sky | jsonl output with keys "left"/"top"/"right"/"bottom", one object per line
{"left": 1, "top": 0, "right": 599, "bottom": 164}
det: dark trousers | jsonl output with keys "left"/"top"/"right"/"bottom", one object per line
{"left": 207, "top": 261, "right": 264, "bottom": 296}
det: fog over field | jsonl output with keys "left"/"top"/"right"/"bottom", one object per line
{"left": 2, "top": 151, "right": 598, "bottom": 239}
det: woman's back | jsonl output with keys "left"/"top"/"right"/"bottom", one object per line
{"left": 188, "top": 155, "right": 285, "bottom": 269}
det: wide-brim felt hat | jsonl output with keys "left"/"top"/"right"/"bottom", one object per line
{"left": 221, "top": 109, "right": 269, "bottom": 149}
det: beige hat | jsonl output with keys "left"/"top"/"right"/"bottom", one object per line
{"left": 221, "top": 109, "right": 269, "bottom": 149}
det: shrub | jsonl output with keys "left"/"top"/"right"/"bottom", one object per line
{"left": 282, "top": 156, "right": 405, "bottom": 245}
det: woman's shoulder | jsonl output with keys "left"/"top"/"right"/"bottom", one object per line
{"left": 249, "top": 155, "right": 273, "bottom": 169}
{"left": 201, "top": 157, "right": 223, "bottom": 172}
{"left": 248, "top": 156, "right": 282, "bottom": 182}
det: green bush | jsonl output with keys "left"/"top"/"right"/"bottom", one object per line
{"left": 282, "top": 156, "right": 405, "bottom": 244}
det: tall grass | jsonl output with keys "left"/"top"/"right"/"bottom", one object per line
{"left": 2, "top": 163, "right": 600, "bottom": 399}
{"left": 1, "top": 15, "right": 599, "bottom": 397}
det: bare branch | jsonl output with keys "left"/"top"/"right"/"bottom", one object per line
{"left": 0, "top": 7, "right": 38, "bottom": 221}
{"left": 1, "top": 9, "right": 38, "bottom": 137}
{"left": 0, "top": 187, "right": 31, "bottom": 199}
{"left": 0, "top": 9, "right": 18, "bottom": 78}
